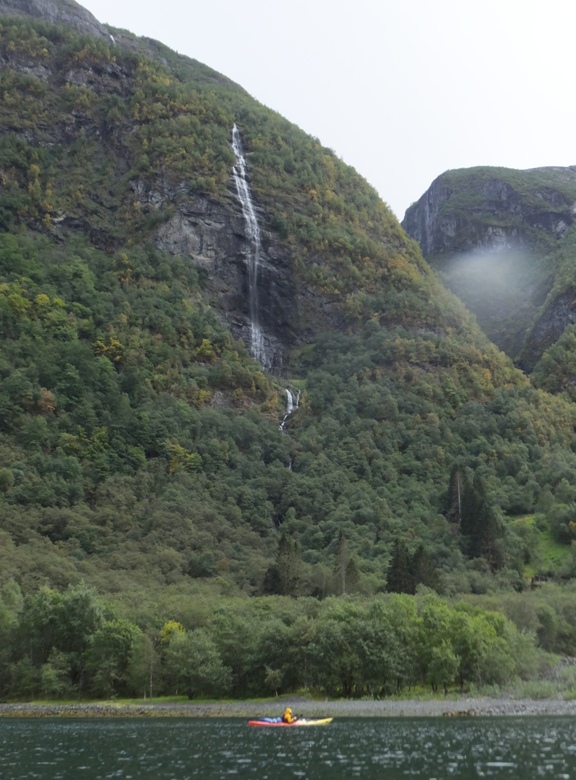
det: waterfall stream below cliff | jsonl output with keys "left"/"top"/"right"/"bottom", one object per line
{"left": 231, "top": 124, "right": 268, "bottom": 367}
{"left": 280, "top": 388, "right": 300, "bottom": 432}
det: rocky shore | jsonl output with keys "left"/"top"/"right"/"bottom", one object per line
{"left": 1, "top": 697, "right": 576, "bottom": 719}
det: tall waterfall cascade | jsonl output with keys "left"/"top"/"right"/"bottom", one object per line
{"left": 231, "top": 124, "right": 268, "bottom": 367}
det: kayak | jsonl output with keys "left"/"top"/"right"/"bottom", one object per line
{"left": 248, "top": 718, "right": 333, "bottom": 727}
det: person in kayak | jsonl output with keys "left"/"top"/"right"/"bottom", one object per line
{"left": 282, "top": 707, "right": 297, "bottom": 723}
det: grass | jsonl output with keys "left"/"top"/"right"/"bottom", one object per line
{"left": 510, "top": 515, "right": 572, "bottom": 579}
{"left": 537, "top": 531, "right": 573, "bottom": 573}
{"left": 26, "top": 696, "right": 190, "bottom": 706}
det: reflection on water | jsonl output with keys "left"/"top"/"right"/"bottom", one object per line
{"left": 0, "top": 717, "right": 576, "bottom": 779}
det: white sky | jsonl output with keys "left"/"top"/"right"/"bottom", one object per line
{"left": 79, "top": 0, "right": 576, "bottom": 220}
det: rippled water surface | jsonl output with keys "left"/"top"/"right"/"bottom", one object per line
{"left": 1, "top": 716, "right": 576, "bottom": 779}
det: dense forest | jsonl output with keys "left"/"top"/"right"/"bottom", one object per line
{"left": 2, "top": 7, "right": 576, "bottom": 699}
{"left": 2, "top": 582, "right": 576, "bottom": 700}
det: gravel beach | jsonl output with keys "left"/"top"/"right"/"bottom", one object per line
{"left": 1, "top": 698, "right": 576, "bottom": 718}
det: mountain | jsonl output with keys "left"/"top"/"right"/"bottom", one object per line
{"left": 2, "top": 1, "right": 576, "bottom": 611}
{"left": 0, "top": 0, "right": 108, "bottom": 37}
{"left": 402, "top": 166, "right": 576, "bottom": 375}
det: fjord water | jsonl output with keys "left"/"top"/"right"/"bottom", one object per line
{"left": 1, "top": 717, "right": 576, "bottom": 779}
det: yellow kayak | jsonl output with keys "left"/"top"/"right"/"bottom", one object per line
{"left": 248, "top": 718, "right": 333, "bottom": 727}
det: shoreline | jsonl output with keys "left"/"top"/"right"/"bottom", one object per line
{"left": 1, "top": 697, "right": 576, "bottom": 718}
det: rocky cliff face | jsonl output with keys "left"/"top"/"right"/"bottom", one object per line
{"left": 402, "top": 166, "right": 576, "bottom": 369}
{"left": 0, "top": 0, "right": 110, "bottom": 38}
{"left": 402, "top": 167, "right": 576, "bottom": 257}
{"left": 149, "top": 187, "right": 298, "bottom": 372}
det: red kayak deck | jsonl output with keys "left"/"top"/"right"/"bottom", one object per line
{"left": 248, "top": 718, "right": 333, "bottom": 727}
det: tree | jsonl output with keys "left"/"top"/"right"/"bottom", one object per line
{"left": 418, "top": 598, "right": 458, "bottom": 692}
{"left": 412, "top": 545, "right": 440, "bottom": 592}
{"left": 309, "top": 617, "right": 360, "bottom": 697}
{"left": 355, "top": 610, "right": 403, "bottom": 697}
{"left": 17, "top": 583, "right": 103, "bottom": 684}
{"left": 264, "top": 666, "right": 283, "bottom": 697}
{"left": 460, "top": 472, "right": 504, "bottom": 569}
{"left": 381, "top": 596, "right": 421, "bottom": 693}
{"left": 128, "top": 633, "right": 159, "bottom": 699}
{"left": 344, "top": 556, "right": 360, "bottom": 594}
{"left": 263, "top": 532, "right": 301, "bottom": 596}
{"left": 386, "top": 540, "right": 414, "bottom": 594}
{"left": 163, "top": 629, "right": 231, "bottom": 699}
{"left": 212, "top": 610, "right": 261, "bottom": 697}
{"left": 427, "top": 642, "right": 458, "bottom": 694}
{"left": 40, "top": 649, "right": 74, "bottom": 699}
{"left": 0, "top": 593, "right": 18, "bottom": 696}
{"left": 446, "top": 464, "right": 467, "bottom": 528}
{"left": 85, "top": 619, "right": 142, "bottom": 698}
{"left": 335, "top": 532, "right": 350, "bottom": 595}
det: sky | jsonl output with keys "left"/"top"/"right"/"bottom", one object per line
{"left": 79, "top": 0, "right": 576, "bottom": 220}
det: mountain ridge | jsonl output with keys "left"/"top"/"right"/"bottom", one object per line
{"left": 402, "top": 165, "right": 576, "bottom": 367}
{"left": 3, "top": 0, "right": 576, "bottom": 703}
{"left": 0, "top": 0, "right": 109, "bottom": 38}
{"left": 2, "top": 1, "right": 576, "bottom": 608}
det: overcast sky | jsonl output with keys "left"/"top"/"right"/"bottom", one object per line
{"left": 79, "top": 0, "right": 576, "bottom": 220}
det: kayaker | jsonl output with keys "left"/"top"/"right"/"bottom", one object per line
{"left": 281, "top": 707, "right": 297, "bottom": 724}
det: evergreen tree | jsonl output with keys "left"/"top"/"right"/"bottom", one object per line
{"left": 335, "top": 532, "right": 350, "bottom": 595}
{"left": 460, "top": 472, "right": 504, "bottom": 569}
{"left": 412, "top": 544, "right": 440, "bottom": 592}
{"left": 345, "top": 556, "right": 360, "bottom": 594}
{"left": 446, "top": 464, "right": 467, "bottom": 528}
{"left": 263, "top": 532, "right": 301, "bottom": 596}
{"left": 386, "top": 540, "right": 414, "bottom": 594}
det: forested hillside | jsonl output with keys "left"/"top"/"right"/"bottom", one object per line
{"left": 2, "top": 4, "right": 576, "bottom": 700}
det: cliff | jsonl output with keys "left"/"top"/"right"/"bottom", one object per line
{"left": 402, "top": 166, "right": 576, "bottom": 257}
{"left": 402, "top": 166, "right": 576, "bottom": 366}
{"left": 0, "top": 0, "right": 109, "bottom": 38}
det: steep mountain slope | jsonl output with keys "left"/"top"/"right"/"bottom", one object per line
{"left": 402, "top": 166, "right": 576, "bottom": 369}
{"left": 0, "top": 7, "right": 416, "bottom": 371}
{"left": 2, "top": 4, "right": 576, "bottom": 604}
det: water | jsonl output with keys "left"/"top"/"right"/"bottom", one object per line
{"left": 231, "top": 124, "right": 267, "bottom": 367}
{"left": 280, "top": 388, "right": 300, "bottom": 432}
{"left": 1, "top": 717, "right": 576, "bottom": 779}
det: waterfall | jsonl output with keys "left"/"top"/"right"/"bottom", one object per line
{"left": 280, "top": 388, "right": 300, "bottom": 432}
{"left": 231, "top": 124, "right": 267, "bottom": 367}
